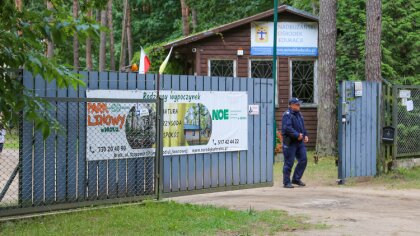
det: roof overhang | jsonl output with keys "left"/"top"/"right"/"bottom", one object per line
{"left": 164, "top": 5, "right": 318, "bottom": 49}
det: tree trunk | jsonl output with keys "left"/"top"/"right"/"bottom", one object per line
{"left": 98, "top": 9, "right": 107, "bottom": 71}
{"left": 126, "top": 5, "right": 133, "bottom": 63}
{"left": 15, "top": 0, "right": 22, "bottom": 37}
{"left": 15, "top": 0, "right": 22, "bottom": 11}
{"left": 96, "top": 9, "right": 101, "bottom": 22}
{"left": 311, "top": 1, "right": 318, "bottom": 15}
{"left": 73, "top": 0, "right": 79, "bottom": 69}
{"left": 46, "top": 1, "right": 54, "bottom": 58}
{"left": 316, "top": 0, "right": 338, "bottom": 157}
{"left": 107, "top": 0, "right": 115, "bottom": 71}
{"left": 192, "top": 8, "right": 198, "bottom": 32}
{"left": 365, "top": 0, "right": 382, "bottom": 81}
{"left": 180, "top": 0, "right": 190, "bottom": 36}
{"left": 119, "top": 0, "right": 128, "bottom": 70}
{"left": 86, "top": 7, "right": 93, "bottom": 70}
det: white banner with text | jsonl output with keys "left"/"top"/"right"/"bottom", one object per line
{"left": 86, "top": 90, "right": 248, "bottom": 161}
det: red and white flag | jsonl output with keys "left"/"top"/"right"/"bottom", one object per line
{"left": 139, "top": 47, "right": 151, "bottom": 74}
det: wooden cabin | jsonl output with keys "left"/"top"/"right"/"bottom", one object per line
{"left": 165, "top": 5, "right": 319, "bottom": 147}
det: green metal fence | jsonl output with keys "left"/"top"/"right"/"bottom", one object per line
{"left": 392, "top": 85, "right": 420, "bottom": 159}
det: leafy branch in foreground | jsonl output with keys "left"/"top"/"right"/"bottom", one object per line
{"left": 0, "top": 0, "right": 103, "bottom": 138}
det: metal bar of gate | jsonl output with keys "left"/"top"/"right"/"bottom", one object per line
{"left": 0, "top": 166, "right": 20, "bottom": 202}
{"left": 392, "top": 86, "right": 398, "bottom": 160}
{"left": 156, "top": 98, "right": 164, "bottom": 200}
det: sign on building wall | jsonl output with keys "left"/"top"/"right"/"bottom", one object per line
{"left": 251, "top": 21, "right": 318, "bottom": 56}
{"left": 86, "top": 90, "right": 248, "bottom": 161}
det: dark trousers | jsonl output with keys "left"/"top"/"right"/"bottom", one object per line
{"left": 283, "top": 142, "right": 307, "bottom": 185}
{"left": 0, "top": 143, "right": 3, "bottom": 153}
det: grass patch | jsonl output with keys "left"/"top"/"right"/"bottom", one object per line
{"left": 346, "top": 167, "right": 420, "bottom": 189}
{"left": 0, "top": 201, "right": 323, "bottom": 236}
{"left": 3, "top": 130, "right": 19, "bottom": 150}
{"left": 274, "top": 151, "right": 338, "bottom": 186}
{"left": 274, "top": 151, "right": 420, "bottom": 189}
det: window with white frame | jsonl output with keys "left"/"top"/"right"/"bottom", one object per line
{"left": 290, "top": 59, "right": 317, "bottom": 105}
{"left": 209, "top": 59, "right": 236, "bottom": 77}
{"left": 249, "top": 59, "right": 278, "bottom": 106}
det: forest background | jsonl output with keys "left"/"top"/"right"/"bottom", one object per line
{"left": 26, "top": 0, "right": 418, "bottom": 84}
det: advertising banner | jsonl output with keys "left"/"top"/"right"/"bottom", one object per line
{"left": 251, "top": 21, "right": 318, "bottom": 56}
{"left": 86, "top": 90, "right": 248, "bottom": 161}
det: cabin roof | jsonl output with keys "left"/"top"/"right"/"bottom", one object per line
{"left": 165, "top": 5, "right": 318, "bottom": 49}
{"left": 184, "top": 124, "right": 201, "bottom": 130}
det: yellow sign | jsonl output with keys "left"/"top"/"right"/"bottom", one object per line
{"left": 255, "top": 25, "right": 269, "bottom": 43}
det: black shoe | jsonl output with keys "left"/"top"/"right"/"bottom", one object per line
{"left": 292, "top": 180, "right": 306, "bottom": 187}
{"left": 283, "top": 183, "right": 294, "bottom": 188}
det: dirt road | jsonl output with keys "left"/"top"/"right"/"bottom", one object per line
{"left": 171, "top": 184, "right": 420, "bottom": 235}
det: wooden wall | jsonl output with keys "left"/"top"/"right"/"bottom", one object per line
{"left": 178, "top": 20, "right": 318, "bottom": 147}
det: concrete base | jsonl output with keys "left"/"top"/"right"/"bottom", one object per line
{"left": 392, "top": 158, "right": 420, "bottom": 169}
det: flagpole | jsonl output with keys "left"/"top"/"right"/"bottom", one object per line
{"left": 158, "top": 46, "right": 173, "bottom": 99}
{"left": 273, "top": 0, "right": 278, "bottom": 161}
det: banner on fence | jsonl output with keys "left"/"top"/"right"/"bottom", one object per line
{"left": 86, "top": 90, "right": 248, "bottom": 161}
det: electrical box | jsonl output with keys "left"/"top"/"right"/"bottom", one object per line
{"left": 354, "top": 81, "right": 363, "bottom": 97}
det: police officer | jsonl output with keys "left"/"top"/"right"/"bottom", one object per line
{"left": 281, "top": 97, "right": 308, "bottom": 188}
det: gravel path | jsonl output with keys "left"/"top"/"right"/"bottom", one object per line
{"left": 171, "top": 184, "right": 420, "bottom": 235}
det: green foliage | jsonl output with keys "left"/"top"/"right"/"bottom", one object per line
{"left": 336, "top": 0, "right": 366, "bottom": 81}
{"left": 132, "top": 42, "right": 184, "bottom": 74}
{"left": 128, "top": 0, "right": 418, "bottom": 83}
{"left": 382, "top": 0, "right": 419, "bottom": 81}
{"left": 112, "top": 0, "right": 183, "bottom": 70}
{"left": 336, "top": 0, "right": 419, "bottom": 82}
{"left": 186, "top": 0, "right": 273, "bottom": 33}
{"left": 0, "top": 0, "right": 100, "bottom": 138}
{"left": 1, "top": 0, "right": 418, "bottom": 137}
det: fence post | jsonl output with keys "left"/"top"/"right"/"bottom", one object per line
{"left": 156, "top": 97, "right": 164, "bottom": 200}
{"left": 392, "top": 86, "right": 398, "bottom": 161}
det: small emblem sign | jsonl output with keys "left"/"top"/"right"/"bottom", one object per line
{"left": 248, "top": 105, "right": 259, "bottom": 115}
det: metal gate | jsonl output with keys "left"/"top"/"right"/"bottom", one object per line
{"left": 338, "top": 81, "right": 382, "bottom": 181}
{"left": 0, "top": 70, "right": 274, "bottom": 217}
{"left": 0, "top": 97, "right": 163, "bottom": 217}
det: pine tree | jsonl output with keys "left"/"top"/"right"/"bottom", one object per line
{"left": 86, "top": 6, "right": 93, "bottom": 70}
{"left": 126, "top": 5, "right": 133, "bottom": 63}
{"left": 180, "top": 0, "right": 190, "bottom": 36}
{"left": 107, "top": 0, "right": 115, "bottom": 71}
{"left": 316, "top": 0, "right": 338, "bottom": 157}
{"left": 119, "top": 0, "right": 128, "bottom": 70}
{"left": 365, "top": 0, "right": 382, "bottom": 81}
{"left": 73, "top": 0, "right": 79, "bottom": 69}
{"left": 99, "top": 8, "right": 107, "bottom": 71}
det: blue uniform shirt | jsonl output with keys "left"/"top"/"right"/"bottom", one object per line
{"left": 281, "top": 108, "right": 307, "bottom": 140}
